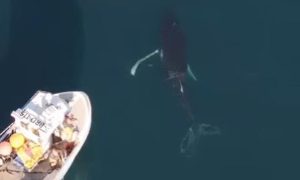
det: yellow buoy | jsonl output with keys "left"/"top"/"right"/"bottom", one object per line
{"left": 9, "top": 133, "right": 25, "bottom": 149}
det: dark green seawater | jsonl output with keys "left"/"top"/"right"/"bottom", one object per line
{"left": 1, "top": 0, "right": 300, "bottom": 180}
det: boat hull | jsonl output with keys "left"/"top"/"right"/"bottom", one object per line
{"left": 0, "top": 91, "right": 92, "bottom": 180}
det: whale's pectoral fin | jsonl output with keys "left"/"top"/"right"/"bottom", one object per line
{"left": 187, "top": 64, "right": 197, "bottom": 81}
{"left": 159, "top": 49, "right": 164, "bottom": 59}
{"left": 130, "top": 49, "right": 160, "bottom": 76}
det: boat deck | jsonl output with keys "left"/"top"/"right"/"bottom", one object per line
{"left": 0, "top": 159, "right": 54, "bottom": 180}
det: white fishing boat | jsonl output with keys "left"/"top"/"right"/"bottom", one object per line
{"left": 0, "top": 90, "right": 92, "bottom": 180}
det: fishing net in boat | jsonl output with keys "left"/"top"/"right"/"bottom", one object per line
{"left": 0, "top": 158, "right": 56, "bottom": 180}
{"left": 0, "top": 165, "right": 54, "bottom": 174}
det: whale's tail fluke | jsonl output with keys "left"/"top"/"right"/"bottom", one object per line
{"left": 180, "top": 123, "right": 221, "bottom": 157}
